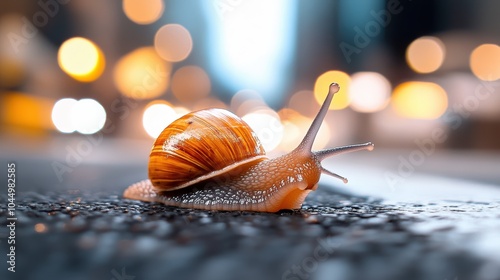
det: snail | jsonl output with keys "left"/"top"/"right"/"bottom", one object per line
{"left": 124, "top": 83, "right": 374, "bottom": 212}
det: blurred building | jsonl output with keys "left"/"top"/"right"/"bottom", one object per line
{"left": 1, "top": 0, "right": 500, "bottom": 153}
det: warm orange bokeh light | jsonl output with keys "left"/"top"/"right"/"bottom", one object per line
{"left": 171, "top": 66, "right": 211, "bottom": 104}
{"left": 113, "top": 47, "right": 171, "bottom": 99}
{"left": 278, "top": 108, "right": 330, "bottom": 151}
{"left": 392, "top": 81, "right": 448, "bottom": 119}
{"left": 2, "top": 92, "right": 53, "bottom": 131}
{"left": 58, "top": 37, "right": 105, "bottom": 82}
{"left": 34, "top": 223, "right": 48, "bottom": 233}
{"left": 123, "top": 0, "right": 164, "bottom": 25}
{"left": 406, "top": 36, "right": 445, "bottom": 74}
{"left": 470, "top": 44, "right": 500, "bottom": 81}
{"left": 314, "top": 70, "right": 350, "bottom": 110}
{"left": 288, "top": 90, "right": 320, "bottom": 118}
{"left": 192, "top": 97, "right": 228, "bottom": 111}
{"left": 155, "top": 24, "right": 193, "bottom": 62}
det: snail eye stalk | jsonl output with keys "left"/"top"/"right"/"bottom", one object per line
{"left": 296, "top": 82, "right": 374, "bottom": 183}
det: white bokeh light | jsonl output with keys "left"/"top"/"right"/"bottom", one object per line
{"left": 349, "top": 72, "right": 391, "bottom": 113}
{"left": 242, "top": 110, "right": 283, "bottom": 152}
{"left": 52, "top": 98, "right": 106, "bottom": 134}
{"left": 143, "top": 103, "right": 178, "bottom": 138}
{"left": 52, "top": 98, "right": 78, "bottom": 133}
{"left": 71, "top": 99, "right": 107, "bottom": 134}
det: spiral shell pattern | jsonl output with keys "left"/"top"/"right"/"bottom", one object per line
{"left": 148, "top": 109, "right": 266, "bottom": 191}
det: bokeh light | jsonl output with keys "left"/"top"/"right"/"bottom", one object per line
{"left": 278, "top": 108, "right": 309, "bottom": 151}
{"left": 52, "top": 98, "right": 78, "bottom": 133}
{"left": 71, "top": 99, "right": 106, "bottom": 134}
{"left": 57, "top": 37, "right": 105, "bottom": 82}
{"left": 469, "top": 44, "right": 500, "bottom": 81}
{"left": 113, "top": 47, "right": 171, "bottom": 99}
{"left": 349, "top": 72, "right": 391, "bottom": 113}
{"left": 192, "top": 97, "right": 228, "bottom": 111}
{"left": 171, "top": 66, "right": 211, "bottom": 104}
{"left": 288, "top": 90, "right": 320, "bottom": 118}
{"left": 392, "top": 81, "right": 448, "bottom": 119}
{"left": 52, "top": 98, "right": 106, "bottom": 134}
{"left": 202, "top": 0, "right": 296, "bottom": 106}
{"left": 278, "top": 108, "right": 330, "bottom": 151}
{"left": 174, "top": 106, "right": 190, "bottom": 117}
{"left": 34, "top": 223, "right": 48, "bottom": 233}
{"left": 0, "top": 57, "right": 25, "bottom": 88}
{"left": 230, "top": 89, "right": 262, "bottom": 112}
{"left": 242, "top": 109, "right": 283, "bottom": 152}
{"left": 311, "top": 121, "right": 330, "bottom": 150}
{"left": 143, "top": 101, "right": 178, "bottom": 138}
{"left": 154, "top": 24, "right": 193, "bottom": 62}
{"left": 406, "top": 36, "right": 445, "bottom": 74}
{"left": 3, "top": 93, "right": 53, "bottom": 131}
{"left": 122, "top": 0, "right": 164, "bottom": 25}
{"left": 314, "top": 70, "right": 350, "bottom": 110}
{"left": 236, "top": 99, "right": 268, "bottom": 117}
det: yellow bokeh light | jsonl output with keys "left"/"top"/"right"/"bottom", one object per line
{"left": 314, "top": 70, "right": 350, "bottom": 110}
{"left": 2, "top": 92, "right": 53, "bottom": 131}
{"left": 349, "top": 72, "right": 391, "bottom": 113}
{"left": 123, "top": 0, "right": 164, "bottom": 25}
{"left": 392, "top": 81, "right": 448, "bottom": 120}
{"left": 469, "top": 44, "right": 500, "bottom": 81}
{"left": 113, "top": 47, "right": 171, "bottom": 99}
{"left": 279, "top": 120, "right": 301, "bottom": 152}
{"left": 155, "top": 24, "right": 193, "bottom": 62}
{"left": 406, "top": 36, "right": 445, "bottom": 74}
{"left": 278, "top": 108, "right": 330, "bottom": 151}
{"left": 278, "top": 109, "right": 307, "bottom": 152}
{"left": 171, "top": 66, "right": 211, "bottom": 104}
{"left": 57, "top": 37, "right": 105, "bottom": 82}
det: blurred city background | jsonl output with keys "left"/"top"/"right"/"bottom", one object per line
{"left": 3, "top": 3, "right": 500, "bottom": 280}
{"left": 1, "top": 0, "right": 500, "bottom": 189}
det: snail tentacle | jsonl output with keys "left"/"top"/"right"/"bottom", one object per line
{"left": 320, "top": 167, "right": 348, "bottom": 184}
{"left": 315, "top": 142, "right": 374, "bottom": 161}
{"left": 296, "top": 83, "right": 340, "bottom": 153}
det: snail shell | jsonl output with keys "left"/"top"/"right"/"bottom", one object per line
{"left": 149, "top": 109, "right": 267, "bottom": 191}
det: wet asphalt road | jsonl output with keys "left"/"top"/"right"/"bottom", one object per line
{"left": 1, "top": 185, "right": 500, "bottom": 280}
{"left": 1, "top": 140, "right": 500, "bottom": 280}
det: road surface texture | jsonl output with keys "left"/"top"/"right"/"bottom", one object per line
{"left": 1, "top": 139, "right": 499, "bottom": 280}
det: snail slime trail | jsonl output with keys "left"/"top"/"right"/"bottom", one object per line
{"left": 124, "top": 83, "right": 374, "bottom": 212}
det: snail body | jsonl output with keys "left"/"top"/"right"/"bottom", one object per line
{"left": 124, "top": 83, "right": 374, "bottom": 212}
